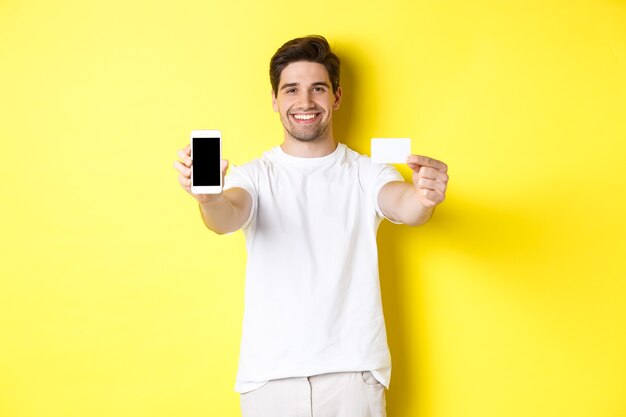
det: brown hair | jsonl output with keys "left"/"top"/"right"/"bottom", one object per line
{"left": 269, "top": 35, "right": 340, "bottom": 97}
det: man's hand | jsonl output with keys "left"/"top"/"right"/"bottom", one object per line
{"left": 378, "top": 155, "right": 449, "bottom": 226}
{"left": 173, "top": 144, "right": 229, "bottom": 205}
{"left": 406, "top": 155, "right": 449, "bottom": 208}
{"left": 173, "top": 144, "right": 252, "bottom": 234}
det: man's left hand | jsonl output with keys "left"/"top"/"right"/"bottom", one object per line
{"left": 406, "top": 155, "right": 449, "bottom": 208}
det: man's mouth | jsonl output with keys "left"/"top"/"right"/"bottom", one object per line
{"left": 290, "top": 113, "right": 320, "bottom": 124}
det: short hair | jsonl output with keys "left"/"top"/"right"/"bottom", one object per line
{"left": 269, "top": 35, "right": 340, "bottom": 97}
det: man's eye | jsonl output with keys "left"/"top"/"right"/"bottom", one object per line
{"left": 313, "top": 87, "right": 325, "bottom": 92}
{"left": 287, "top": 88, "right": 296, "bottom": 93}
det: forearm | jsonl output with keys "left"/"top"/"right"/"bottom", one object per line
{"left": 198, "top": 194, "right": 243, "bottom": 235}
{"left": 397, "top": 186, "right": 435, "bottom": 226}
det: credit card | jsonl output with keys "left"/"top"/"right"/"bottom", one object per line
{"left": 371, "top": 138, "right": 411, "bottom": 163}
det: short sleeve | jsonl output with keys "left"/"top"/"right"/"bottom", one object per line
{"left": 372, "top": 163, "right": 405, "bottom": 224}
{"left": 223, "top": 163, "right": 258, "bottom": 231}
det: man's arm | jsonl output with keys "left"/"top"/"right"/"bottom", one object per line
{"left": 377, "top": 155, "right": 448, "bottom": 227}
{"left": 174, "top": 144, "right": 253, "bottom": 235}
{"left": 198, "top": 188, "right": 252, "bottom": 235}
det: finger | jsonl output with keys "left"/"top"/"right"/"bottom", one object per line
{"left": 173, "top": 160, "right": 191, "bottom": 177}
{"left": 406, "top": 163, "right": 421, "bottom": 174}
{"left": 415, "top": 166, "right": 438, "bottom": 179}
{"left": 416, "top": 178, "right": 446, "bottom": 193}
{"left": 407, "top": 163, "right": 446, "bottom": 177}
{"left": 406, "top": 155, "right": 447, "bottom": 172}
{"left": 412, "top": 166, "right": 441, "bottom": 180}
{"left": 419, "top": 189, "right": 445, "bottom": 206}
{"left": 178, "top": 174, "right": 191, "bottom": 188}
{"left": 178, "top": 149, "right": 192, "bottom": 167}
{"left": 416, "top": 168, "right": 449, "bottom": 184}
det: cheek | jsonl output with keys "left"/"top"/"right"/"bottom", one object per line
{"left": 276, "top": 99, "right": 293, "bottom": 113}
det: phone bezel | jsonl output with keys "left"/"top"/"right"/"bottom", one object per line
{"left": 190, "top": 130, "right": 222, "bottom": 194}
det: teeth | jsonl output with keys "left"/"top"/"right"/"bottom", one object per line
{"left": 293, "top": 114, "right": 316, "bottom": 120}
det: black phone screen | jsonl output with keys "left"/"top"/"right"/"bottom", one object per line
{"left": 192, "top": 137, "right": 221, "bottom": 186}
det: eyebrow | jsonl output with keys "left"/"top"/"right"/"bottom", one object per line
{"left": 280, "top": 81, "right": 330, "bottom": 91}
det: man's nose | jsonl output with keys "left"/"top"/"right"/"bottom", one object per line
{"left": 297, "top": 92, "right": 315, "bottom": 109}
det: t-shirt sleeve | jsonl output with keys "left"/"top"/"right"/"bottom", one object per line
{"left": 372, "top": 162, "right": 405, "bottom": 224}
{"left": 223, "top": 163, "right": 258, "bottom": 231}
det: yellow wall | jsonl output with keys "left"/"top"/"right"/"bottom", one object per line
{"left": 1, "top": 0, "right": 625, "bottom": 416}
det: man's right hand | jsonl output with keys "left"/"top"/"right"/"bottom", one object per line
{"left": 173, "top": 144, "right": 229, "bottom": 205}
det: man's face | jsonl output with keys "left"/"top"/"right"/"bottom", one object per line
{"left": 272, "top": 61, "right": 342, "bottom": 142}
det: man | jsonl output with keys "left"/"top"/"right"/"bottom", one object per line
{"left": 174, "top": 35, "right": 448, "bottom": 417}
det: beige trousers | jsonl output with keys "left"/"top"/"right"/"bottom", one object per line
{"left": 240, "top": 371, "right": 387, "bottom": 417}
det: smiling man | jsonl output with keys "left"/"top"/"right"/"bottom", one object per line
{"left": 273, "top": 61, "right": 339, "bottom": 146}
{"left": 174, "top": 35, "right": 448, "bottom": 417}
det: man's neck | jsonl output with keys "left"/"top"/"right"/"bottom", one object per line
{"left": 280, "top": 135, "right": 337, "bottom": 158}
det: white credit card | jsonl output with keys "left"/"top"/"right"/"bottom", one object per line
{"left": 371, "top": 138, "right": 411, "bottom": 163}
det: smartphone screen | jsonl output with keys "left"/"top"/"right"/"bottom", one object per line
{"left": 192, "top": 136, "right": 220, "bottom": 186}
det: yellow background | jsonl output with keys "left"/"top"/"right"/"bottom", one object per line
{"left": 1, "top": 0, "right": 625, "bottom": 416}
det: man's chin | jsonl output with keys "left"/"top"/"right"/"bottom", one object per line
{"left": 292, "top": 134, "right": 321, "bottom": 142}
{"left": 286, "top": 125, "right": 328, "bottom": 142}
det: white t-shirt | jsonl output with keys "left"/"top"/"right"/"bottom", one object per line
{"left": 223, "top": 142, "right": 404, "bottom": 393}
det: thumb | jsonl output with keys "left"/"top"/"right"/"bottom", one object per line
{"left": 221, "top": 159, "right": 229, "bottom": 183}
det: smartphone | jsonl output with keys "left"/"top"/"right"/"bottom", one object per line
{"left": 190, "top": 130, "right": 222, "bottom": 194}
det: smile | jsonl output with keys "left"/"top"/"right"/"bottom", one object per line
{"left": 290, "top": 113, "right": 320, "bottom": 123}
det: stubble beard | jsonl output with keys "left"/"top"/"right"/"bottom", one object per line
{"left": 282, "top": 112, "right": 330, "bottom": 142}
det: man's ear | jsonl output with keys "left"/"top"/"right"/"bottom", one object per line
{"left": 333, "top": 86, "right": 343, "bottom": 110}
{"left": 271, "top": 90, "right": 278, "bottom": 112}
